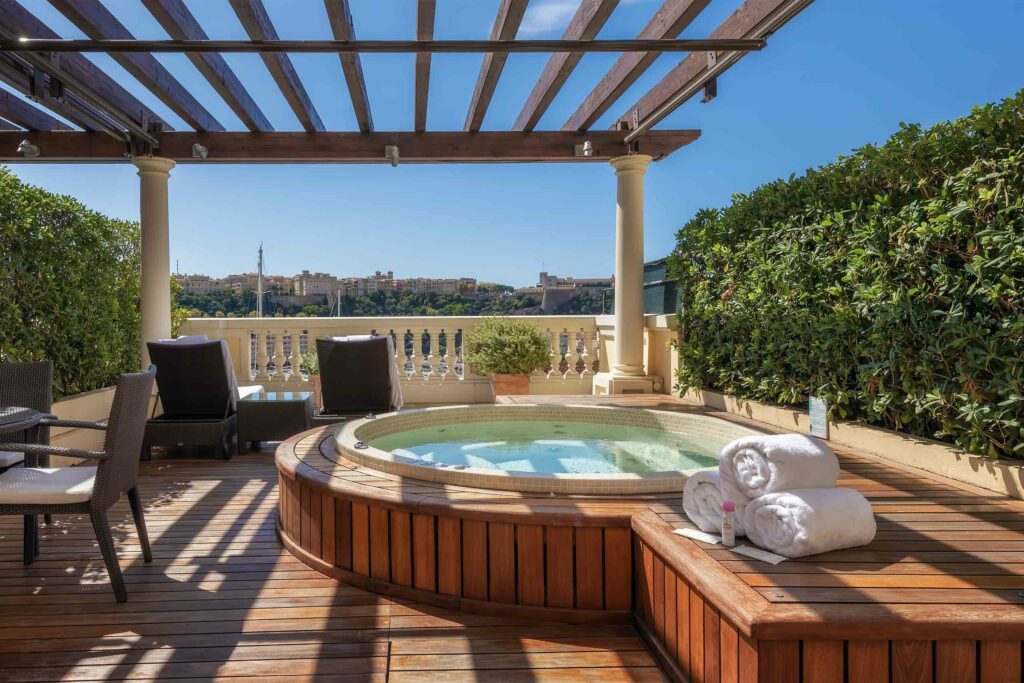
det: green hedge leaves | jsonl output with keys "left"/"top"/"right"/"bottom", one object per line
{"left": 0, "top": 167, "right": 140, "bottom": 399}
{"left": 669, "top": 91, "right": 1024, "bottom": 458}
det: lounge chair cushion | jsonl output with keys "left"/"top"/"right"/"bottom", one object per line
{"left": 0, "top": 451, "right": 24, "bottom": 468}
{"left": 0, "top": 466, "right": 96, "bottom": 504}
{"left": 329, "top": 335, "right": 374, "bottom": 342}
{"left": 238, "top": 385, "right": 264, "bottom": 400}
{"left": 156, "top": 335, "right": 210, "bottom": 345}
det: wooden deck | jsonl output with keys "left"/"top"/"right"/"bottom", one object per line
{"left": 0, "top": 452, "right": 665, "bottom": 682}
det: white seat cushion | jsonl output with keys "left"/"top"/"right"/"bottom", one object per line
{"left": 237, "top": 385, "right": 265, "bottom": 400}
{"left": 0, "top": 451, "right": 24, "bottom": 468}
{"left": 0, "top": 467, "right": 96, "bottom": 505}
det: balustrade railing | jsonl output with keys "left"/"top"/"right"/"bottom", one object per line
{"left": 181, "top": 316, "right": 603, "bottom": 404}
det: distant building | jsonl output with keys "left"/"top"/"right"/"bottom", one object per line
{"left": 293, "top": 270, "right": 338, "bottom": 296}
{"left": 175, "top": 274, "right": 222, "bottom": 295}
{"left": 537, "top": 271, "right": 612, "bottom": 290}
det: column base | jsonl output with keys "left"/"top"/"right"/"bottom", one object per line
{"left": 592, "top": 373, "right": 662, "bottom": 396}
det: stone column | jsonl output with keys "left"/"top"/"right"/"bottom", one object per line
{"left": 134, "top": 156, "right": 175, "bottom": 368}
{"left": 594, "top": 154, "right": 657, "bottom": 395}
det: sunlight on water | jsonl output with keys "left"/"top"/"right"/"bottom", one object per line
{"left": 369, "top": 421, "right": 722, "bottom": 474}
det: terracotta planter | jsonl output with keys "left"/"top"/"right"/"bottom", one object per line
{"left": 308, "top": 374, "right": 323, "bottom": 412}
{"left": 490, "top": 373, "right": 530, "bottom": 397}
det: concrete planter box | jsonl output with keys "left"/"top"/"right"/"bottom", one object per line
{"left": 681, "top": 387, "right": 1024, "bottom": 500}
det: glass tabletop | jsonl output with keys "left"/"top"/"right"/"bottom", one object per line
{"left": 240, "top": 391, "right": 313, "bottom": 402}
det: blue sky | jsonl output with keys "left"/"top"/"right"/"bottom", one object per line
{"left": 7, "top": 0, "right": 1024, "bottom": 286}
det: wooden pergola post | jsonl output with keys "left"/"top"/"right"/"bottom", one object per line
{"left": 134, "top": 156, "right": 175, "bottom": 368}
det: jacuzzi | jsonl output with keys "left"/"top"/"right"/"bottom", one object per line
{"left": 335, "top": 404, "right": 759, "bottom": 494}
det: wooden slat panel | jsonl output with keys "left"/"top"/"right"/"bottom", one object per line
{"left": 653, "top": 555, "right": 666, "bottom": 638}
{"left": 738, "top": 633, "right": 758, "bottom": 683}
{"left": 604, "top": 527, "right": 632, "bottom": 610}
{"left": 848, "top": 640, "right": 889, "bottom": 683}
{"left": 676, "top": 576, "right": 691, "bottom": 677}
{"left": 664, "top": 565, "right": 678, "bottom": 666}
{"left": 299, "top": 483, "right": 312, "bottom": 551}
{"left": 704, "top": 604, "right": 721, "bottom": 683}
{"left": 575, "top": 526, "right": 604, "bottom": 610}
{"left": 389, "top": 510, "right": 412, "bottom": 587}
{"left": 720, "top": 617, "right": 739, "bottom": 683}
{"left": 757, "top": 640, "right": 799, "bottom": 683}
{"left": 351, "top": 501, "right": 370, "bottom": 575}
{"left": 287, "top": 475, "right": 300, "bottom": 538}
{"left": 936, "top": 640, "right": 977, "bottom": 683}
{"left": 461, "top": 519, "right": 488, "bottom": 600}
{"left": 980, "top": 641, "right": 1022, "bottom": 683}
{"left": 487, "top": 522, "right": 516, "bottom": 604}
{"left": 437, "top": 516, "right": 461, "bottom": 596}
{"left": 802, "top": 641, "right": 843, "bottom": 683}
{"left": 335, "top": 498, "right": 353, "bottom": 569}
{"left": 369, "top": 506, "right": 390, "bottom": 582}
{"left": 546, "top": 526, "right": 575, "bottom": 609}
{"left": 689, "top": 588, "right": 705, "bottom": 683}
{"left": 892, "top": 640, "right": 932, "bottom": 683}
{"left": 308, "top": 487, "right": 322, "bottom": 557}
{"left": 516, "top": 524, "right": 545, "bottom": 606}
{"left": 320, "top": 493, "right": 335, "bottom": 564}
{"left": 412, "top": 513, "right": 436, "bottom": 592}
{"left": 637, "top": 540, "right": 653, "bottom": 625}
{"left": 562, "top": 0, "right": 709, "bottom": 131}
{"left": 464, "top": 0, "right": 529, "bottom": 132}
{"left": 141, "top": 0, "right": 272, "bottom": 132}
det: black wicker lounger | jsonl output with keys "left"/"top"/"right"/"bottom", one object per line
{"left": 314, "top": 336, "right": 403, "bottom": 423}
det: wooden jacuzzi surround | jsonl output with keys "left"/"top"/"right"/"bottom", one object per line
{"left": 278, "top": 413, "right": 1024, "bottom": 683}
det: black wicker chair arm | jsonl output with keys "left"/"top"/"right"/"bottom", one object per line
{"left": 39, "top": 418, "right": 107, "bottom": 431}
{"left": 5, "top": 443, "right": 107, "bottom": 460}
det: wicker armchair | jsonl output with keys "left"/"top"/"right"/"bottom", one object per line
{"left": 314, "top": 336, "right": 403, "bottom": 423}
{"left": 0, "top": 360, "right": 54, "bottom": 471}
{"left": 0, "top": 368, "right": 156, "bottom": 602}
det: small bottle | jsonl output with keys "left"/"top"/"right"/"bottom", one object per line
{"left": 721, "top": 501, "right": 736, "bottom": 547}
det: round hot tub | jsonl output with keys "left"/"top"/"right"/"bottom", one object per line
{"left": 334, "top": 404, "right": 759, "bottom": 494}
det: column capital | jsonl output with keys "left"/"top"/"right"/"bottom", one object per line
{"left": 133, "top": 156, "right": 175, "bottom": 177}
{"left": 610, "top": 153, "right": 652, "bottom": 176}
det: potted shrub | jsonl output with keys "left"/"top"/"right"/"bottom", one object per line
{"left": 299, "top": 352, "right": 322, "bottom": 411}
{"left": 465, "top": 317, "right": 550, "bottom": 396}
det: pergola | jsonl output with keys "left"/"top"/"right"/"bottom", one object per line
{"left": 0, "top": 0, "right": 812, "bottom": 393}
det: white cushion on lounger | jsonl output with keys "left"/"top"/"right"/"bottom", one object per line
{"left": 329, "top": 335, "right": 375, "bottom": 342}
{"left": 0, "top": 467, "right": 96, "bottom": 504}
{"left": 156, "top": 335, "right": 210, "bottom": 345}
{"left": 0, "top": 451, "right": 24, "bottom": 468}
{"left": 237, "top": 385, "right": 265, "bottom": 400}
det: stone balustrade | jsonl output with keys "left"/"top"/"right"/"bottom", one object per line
{"left": 180, "top": 316, "right": 606, "bottom": 404}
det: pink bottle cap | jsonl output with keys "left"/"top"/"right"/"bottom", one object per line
{"left": 722, "top": 501, "right": 736, "bottom": 512}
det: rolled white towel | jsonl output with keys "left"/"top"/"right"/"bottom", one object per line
{"left": 719, "top": 434, "right": 839, "bottom": 499}
{"left": 743, "top": 487, "right": 876, "bottom": 558}
{"left": 682, "top": 469, "right": 749, "bottom": 536}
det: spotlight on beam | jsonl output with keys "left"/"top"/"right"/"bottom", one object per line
{"left": 385, "top": 144, "right": 399, "bottom": 168}
{"left": 574, "top": 140, "right": 594, "bottom": 157}
{"left": 17, "top": 140, "right": 40, "bottom": 158}
{"left": 191, "top": 143, "right": 209, "bottom": 160}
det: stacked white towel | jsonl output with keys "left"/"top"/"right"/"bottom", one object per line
{"left": 681, "top": 433, "right": 876, "bottom": 559}
{"left": 719, "top": 434, "right": 840, "bottom": 498}
{"left": 682, "top": 469, "right": 749, "bottom": 536}
{"left": 743, "top": 488, "right": 876, "bottom": 558}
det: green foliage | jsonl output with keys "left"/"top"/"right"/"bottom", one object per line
{"left": 464, "top": 317, "right": 550, "bottom": 376}
{"left": 170, "top": 277, "right": 190, "bottom": 336}
{"left": 0, "top": 167, "right": 140, "bottom": 399}
{"left": 299, "top": 352, "right": 319, "bottom": 376}
{"left": 669, "top": 90, "right": 1024, "bottom": 459}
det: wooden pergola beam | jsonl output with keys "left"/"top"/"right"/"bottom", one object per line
{"left": 0, "top": 0, "right": 171, "bottom": 133}
{"left": 0, "top": 129, "right": 699, "bottom": 163}
{"left": 230, "top": 0, "right": 324, "bottom": 133}
{"left": 47, "top": 0, "right": 223, "bottom": 132}
{"left": 0, "top": 56, "right": 105, "bottom": 131}
{"left": 324, "top": 0, "right": 373, "bottom": 133}
{"left": 513, "top": 0, "right": 618, "bottom": 133}
{"left": 0, "top": 86, "right": 71, "bottom": 130}
{"left": 464, "top": 0, "right": 529, "bottom": 133}
{"left": 562, "top": 0, "right": 709, "bottom": 132}
{"left": 414, "top": 0, "right": 435, "bottom": 133}
{"left": 141, "top": 0, "right": 273, "bottom": 133}
{"left": 616, "top": 0, "right": 814, "bottom": 135}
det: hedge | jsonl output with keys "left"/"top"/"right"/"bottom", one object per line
{"left": 668, "top": 90, "right": 1024, "bottom": 458}
{"left": 0, "top": 167, "right": 140, "bottom": 399}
